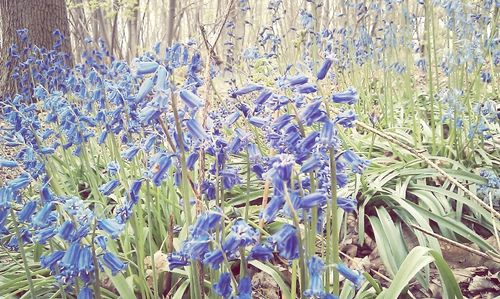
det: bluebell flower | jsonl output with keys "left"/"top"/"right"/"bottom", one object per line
{"left": 99, "top": 179, "right": 120, "bottom": 196}
{"left": 301, "top": 154, "right": 322, "bottom": 173}
{"left": 34, "top": 226, "right": 58, "bottom": 244}
{"left": 334, "top": 110, "right": 357, "bottom": 128}
{"left": 247, "top": 244, "right": 274, "bottom": 261}
{"left": 136, "top": 77, "right": 155, "bottom": 100}
{"left": 254, "top": 89, "right": 273, "bottom": 105}
{"left": 121, "top": 146, "right": 140, "bottom": 161}
{"left": 17, "top": 200, "right": 37, "bottom": 222}
{"left": 267, "top": 224, "right": 299, "bottom": 260}
{"left": 298, "top": 131, "right": 320, "bottom": 153}
{"left": 77, "top": 287, "right": 93, "bottom": 299}
{"left": 272, "top": 114, "right": 294, "bottom": 131}
{"left": 139, "top": 106, "right": 161, "bottom": 124}
{"left": 102, "top": 252, "right": 127, "bottom": 275}
{"left": 168, "top": 252, "right": 190, "bottom": 270}
{"left": 342, "top": 150, "right": 369, "bottom": 174}
{"left": 41, "top": 250, "right": 65, "bottom": 272}
{"left": 203, "top": 249, "right": 224, "bottom": 269}
{"left": 98, "top": 219, "right": 125, "bottom": 239}
{"left": 332, "top": 88, "right": 359, "bottom": 105}
{"left": 287, "top": 74, "right": 309, "bottom": 86}
{"left": 187, "top": 152, "right": 199, "bottom": 170}
{"left": 297, "top": 83, "right": 317, "bottom": 94}
{"left": 150, "top": 154, "right": 172, "bottom": 186}
{"left": 261, "top": 194, "right": 285, "bottom": 223}
{"left": 336, "top": 263, "right": 365, "bottom": 288}
{"left": 337, "top": 197, "right": 357, "bottom": 212}
{"left": 127, "top": 179, "right": 143, "bottom": 204}
{"left": 226, "top": 111, "right": 241, "bottom": 126}
{"left": 304, "top": 256, "right": 325, "bottom": 298}
{"left": 8, "top": 173, "right": 31, "bottom": 191}
{"left": 235, "top": 276, "right": 252, "bottom": 299}
{"left": 32, "top": 202, "right": 54, "bottom": 228}
{"left": 248, "top": 116, "right": 268, "bottom": 128}
{"left": 319, "top": 120, "right": 337, "bottom": 148}
{"left": 301, "top": 101, "right": 325, "bottom": 125}
{"left": 231, "top": 83, "right": 263, "bottom": 97}
{"left": 0, "top": 159, "right": 18, "bottom": 168}
{"left": 58, "top": 242, "right": 81, "bottom": 283}
{"left": 300, "top": 192, "right": 327, "bottom": 209}
{"left": 107, "top": 161, "right": 120, "bottom": 176}
{"left": 213, "top": 272, "right": 233, "bottom": 298}
{"left": 143, "top": 135, "right": 157, "bottom": 152}
{"left": 179, "top": 89, "right": 204, "bottom": 109}
{"left": 95, "top": 235, "right": 107, "bottom": 250}
{"left": 186, "top": 119, "right": 209, "bottom": 140}
{"left": 317, "top": 57, "right": 333, "bottom": 80}
{"left": 136, "top": 61, "right": 159, "bottom": 75}
{"left": 59, "top": 220, "right": 75, "bottom": 240}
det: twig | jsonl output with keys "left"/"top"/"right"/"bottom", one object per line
{"left": 410, "top": 224, "right": 500, "bottom": 262}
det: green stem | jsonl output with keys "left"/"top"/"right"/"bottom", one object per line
{"left": 10, "top": 209, "right": 36, "bottom": 299}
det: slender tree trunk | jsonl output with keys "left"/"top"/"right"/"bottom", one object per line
{"left": 166, "top": 0, "right": 176, "bottom": 46}
{"left": 0, "top": 0, "right": 73, "bottom": 96}
{"left": 128, "top": 0, "right": 139, "bottom": 60}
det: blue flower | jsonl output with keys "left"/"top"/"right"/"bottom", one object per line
{"left": 186, "top": 119, "right": 209, "bottom": 140}
{"left": 32, "top": 202, "right": 54, "bottom": 228}
{"left": 77, "top": 287, "right": 93, "bottom": 299}
{"left": 254, "top": 89, "right": 273, "bottom": 105}
{"left": 231, "top": 83, "right": 263, "bottom": 97}
{"left": 95, "top": 235, "right": 107, "bottom": 250}
{"left": 150, "top": 154, "right": 172, "bottom": 186}
{"left": 213, "top": 272, "right": 233, "bottom": 298}
{"left": 304, "top": 256, "right": 325, "bottom": 298}
{"left": 342, "top": 150, "right": 369, "bottom": 174}
{"left": 179, "top": 89, "right": 204, "bottom": 109}
{"left": 98, "top": 219, "right": 125, "bottom": 239}
{"left": 317, "top": 57, "right": 333, "bottom": 80}
{"left": 8, "top": 173, "right": 31, "bottom": 191}
{"left": 102, "top": 252, "right": 127, "bottom": 275}
{"left": 139, "top": 106, "right": 161, "bottom": 124}
{"left": 267, "top": 224, "right": 299, "bottom": 260}
{"left": 226, "top": 111, "right": 241, "bottom": 126}
{"left": 99, "top": 179, "right": 120, "bottom": 196}
{"left": 247, "top": 244, "right": 274, "bottom": 261}
{"left": 261, "top": 194, "right": 285, "bottom": 223}
{"left": 336, "top": 263, "right": 365, "bottom": 288}
{"left": 136, "top": 77, "right": 155, "bottom": 100}
{"left": 41, "top": 250, "right": 65, "bottom": 272}
{"left": 121, "top": 146, "right": 140, "bottom": 161}
{"left": 332, "top": 88, "right": 358, "bottom": 105}
{"left": 0, "top": 159, "right": 18, "bottom": 168}
{"left": 203, "top": 249, "right": 224, "bottom": 269}
{"left": 287, "top": 75, "right": 309, "bottom": 86}
{"left": 300, "top": 192, "right": 327, "bottom": 209}
{"left": 235, "top": 276, "right": 252, "bottom": 299}
{"left": 301, "top": 101, "right": 325, "bottom": 125}
{"left": 107, "top": 161, "right": 120, "bottom": 176}
{"left": 59, "top": 220, "right": 75, "bottom": 240}
{"left": 248, "top": 116, "right": 268, "bottom": 128}
{"left": 334, "top": 110, "right": 357, "bottom": 128}
{"left": 337, "top": 197, "right": 357, "bottom": 212}
{"left": 136, "top": 61, "right": 159, "bottom": 75}
{"left": 297, "top": 83, "right": 317, "bottom": 94}
{"left": 17, "top": 201, "right": 37, "bottom": 222}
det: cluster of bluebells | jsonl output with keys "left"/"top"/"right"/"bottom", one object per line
{"left": 477, "top": 169, "right": 500, "bottom": 209}
{"left": 2, "top": 18, "right": 369, "bottom": 298}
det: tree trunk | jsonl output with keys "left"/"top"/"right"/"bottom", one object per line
{"left": 128, "top": 0, "right": 139, "bottom": 60}
{"left": 0, "top": 0, "right": 73, "bottom": 96}
{"left": 166, "top": 0, "right": 176, "bottom": 46}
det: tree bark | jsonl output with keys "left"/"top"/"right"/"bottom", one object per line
{"left": 166, "top": 0, "right": 176, "bottom": 46}
{"left": 0, "top": 0, "right": 73, "bottom": 96}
